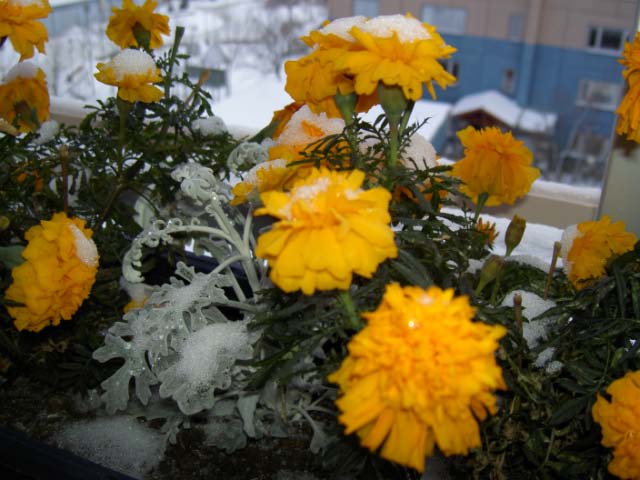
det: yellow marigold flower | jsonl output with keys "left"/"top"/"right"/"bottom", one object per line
{"left": 560, "top": 215, "right": 637, "bottom": 290}
{"left": 476, "top": 217, "right": 498, "bottom": 246}
{"left": 593, "top": 371, "right": 640, "bottom": 479}
{"left": 95, "top": 49, "right": 163, "bottom": 103}
{"left": 255, "top": 167, "right": 397, "bottom": 294}
{"left": 0, "top": 0, "right": 51, "bottom": 60}
{"left": 329, "top": 283, "right": 506, "bottom": 472}
{"left": 270, "top": 101, "right": 304, "bottom": 139}
{"left": 336, "top": 14, "right": 456, "bottom": 101}
{"left": 5, "top": 212, "right": 99, "bottom": 332}
{"left": 450, "top": 126, "right": 540, "bottom": 206}
{"left": 616, "top": 32, "right": 640, "bottom": 142}
{"left": 268, "top": 104, "right": 345, "bottom": 163}
{"left": 231, "top": 159, "right": 296, "bottom": 206}
{"left": 0, "top": 62, "right": 50, "bottom": 132}
{"left": 106, "top": 0, "right": 170, "bottom": 49}
{"left": 285, "top": 17, "right": 377, "bottom": 118}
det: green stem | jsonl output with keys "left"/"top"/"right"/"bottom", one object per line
{"left": 398, "top": 100, "right": 415, "bottom": 137}
{"left": 164, "top": 26, "right": 185, "bottom": 99}
{"left": 388, "top": 116, "right": 399, "bottom": 167}
{"left": 473, "top": 192, "right": 489, "bottom": 224}
{"left": 339, "top": 291, "right": 361, "bottom": 330}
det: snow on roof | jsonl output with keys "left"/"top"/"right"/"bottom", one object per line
{"left": 451, "top": 90, "right": 557, "bottom": 134}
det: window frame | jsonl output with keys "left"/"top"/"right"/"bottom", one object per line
{"left": 586, "top": 25, "right": 628, "bottom": 55}
{"left": 421, "top": 4, "right": 468, "bottom": 35}
{"left": 575, "top": 78, "right": 622, "bottom": 111}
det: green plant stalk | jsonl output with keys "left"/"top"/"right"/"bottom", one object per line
{"left": 339, "top": 291, "right": 361, "bottom": 330}
{"left": 388, "top": 117, "right": 399, "bottom": 166}
{"left": 473, "top": 192, "right": 489, "bottom": 224}
{"left": 164, "top": 26, "right": 185, "bottom": 99}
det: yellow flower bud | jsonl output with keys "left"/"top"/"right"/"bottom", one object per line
{"left": 505, "top": 214, "right": 526, "bottom": 256}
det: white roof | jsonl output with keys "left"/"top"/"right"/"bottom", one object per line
{"left": 363, "top": 100, "right": 452, "bottom": 141}
{"left": 451, "top": 90, "right": 557, "bottom": 134}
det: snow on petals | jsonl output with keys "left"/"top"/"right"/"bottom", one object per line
{"left": 0, "top": 62, "right": 50, "bottom": 132}
{"left": 95, "top": 49, "right": 163, "bottom": 103}
{"left": 254, "top": 167, "right": 397, "bottom": 294}
{"left": 5, "top": 212, "right": 99, "bottom": 332}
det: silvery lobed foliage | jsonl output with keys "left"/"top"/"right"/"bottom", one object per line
{"left": 94, "top": 162, "right": 263, "bottom": 416}
{"left": 226, "top": 141, "right": 271, "bottom": 174}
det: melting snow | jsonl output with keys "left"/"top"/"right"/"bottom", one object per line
{"left": 501, "top": 290, "right": 557, "bottom": 349}
{"left": 69, "top": 223, "right": 99, "bottom": 267}
{"left": 192, "top": 116, "right": 227, "bottom": 136}
{"left": 54, "top": 416, "right": 165, "bottom": 478}
{"left": 34, "top": 120, "right": 59, "bottom": 145}
{"left": 4, "top": 62, "right": 39, "bottom": 82}
{"left": 319, "top": 16, "right": 367, "bottom": 41}
{"left": 107, "top": 49, "right": 157, "bottom": 81}
{"left": 275, "top": 105, "right": 344, "bottom": 147}
{"left": 359, "top": 14, "right": 432, "bottom": 42}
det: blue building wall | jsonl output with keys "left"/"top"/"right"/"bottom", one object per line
{"left": 434, "top": 33, "right": 624, "bottom": 149}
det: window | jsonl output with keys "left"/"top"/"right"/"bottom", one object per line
{"left": 587, "top": 26, "right": 627, "bottom": 52}
{"left": 422, "top": 5, "right": 467, "bottom": 35}
{"left": 352, "top": 0, "right": 378, "bottom": 17}
{"left": 576, "top": 79, "right": 621, "bottom": 111}
{"left": 501, "top": 69, "right": 517, "bottom": 94}
{"left": 507, "top": 13, "right": 524, "bottom": 42}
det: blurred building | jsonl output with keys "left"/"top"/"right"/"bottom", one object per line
{"left": 328, "top": 0, "right": 638, "bottom": 183}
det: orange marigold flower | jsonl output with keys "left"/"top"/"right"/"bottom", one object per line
{"left": 5, "top": 212, "right": 99, "bottom": 332}
{"left": 270, "top": 101, "right": 304, "bottom": 139}
{"left": 255, "top": 168, "right": 397, "bottom": 294}
{"left": 285, "top": 16, "right": 377, "bottom": 118}
{"left": 0, "top": 0, "right": 51, "bottom": 60}
{"left": 0, "top": 62, "right": 50, "bottom": 132}
{"left": 336, "top": 14, "right": 456, "bottom": 101}
{"left": 593, "top": 371, "right": 640, "bottom": 479}
{"left": 329, "top": 283, "right": 506, "bottom": 472}
{"left": 560, "top": 215, "right": 637, "bottom": 290}
{"left": 476, "top": 217, "right": 498, "bottom": 246}
{"left": 450, "top": 126, "right": 540, "bottom": 206}
{"left": 616, "top": 32, "right": 640, "bottom": 142}
{"left": 95, "top": 49, "right": 163, "bottom": 103}
{"left": 106, "top": 0, "right": 170, "bottom": 49}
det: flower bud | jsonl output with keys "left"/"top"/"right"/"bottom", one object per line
{"left": 334, "top": 91, "right": 358, "bottom": 126}
{"left": 475, "top": 255, "right": 504, "bottom": 295}
{"left": 377, "top": 83, "right": 408, "bottom": 124}
{"left": 505, "top": 214, "right": 526, "bottom": 256}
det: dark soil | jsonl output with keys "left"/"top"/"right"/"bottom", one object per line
{"left": 0, "top": 375, "right": 328, "bottom": 480}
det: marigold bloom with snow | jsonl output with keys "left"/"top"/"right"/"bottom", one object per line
{"left": 5, "top": 212, "right": 99, "bottom": 332}
{"left": 106, "top": 0, "right": 170, "bottom": 49}
{"left": 336, "top": 14, "right": 456, "bottom": 101}
{"left": 255, "top": 168, "right": 397, "bottom": 294}
{"left": 95, "top": 49, "right": 163, "bottom": 103}
{"left": 0, "top": 62, "right": 49, "bottom": 132}
{"left": 285, "top": 17, "right": 377, "bottom": 117}
{"left": 329, "top": 283, "right": 506, "bottom": 472}
{"left": 231, "top": 159, "right": 295, "bottom": 205}
{"left": 592, "top": 371, "right": 640, "bottom": 479}
{"left": 268, "top": 104, "right": 345, "bottom": 163}
{"left": 616, "top": 32, "right": 640, "bottom": 143}
{"left": 560, "top": 215, "right": 637, "bottom": 290}
{"left": 450, "top": 126, "right": 540, "bottom": 206}
{"left": 0, "top": 0, "right": 51, "bottom": 60}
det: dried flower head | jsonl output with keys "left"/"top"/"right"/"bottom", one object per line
{"left": 593, "top": 371, "right": 640, "bottom": 479}
{"left": 255, "top": 168, "right": 397, "bottom": 294}
{"left": 5, "top": 212, "right": 99, "bottom": 332}
{"left": 0, "top": 0, "right": 51, "bottom": 60}
{"left": 450, "top": 126, "right": 540, "bottom": 206}
{"left": 0, "top": 62, "right": 50, "bottom": 132}
{"left": 106, "top": 0, "right": 170, "bottom": 49}
{"left": 560, "top": 215, "right": 636, "bottom": 290}
{"left": 329, "top": 283, "right": 506, "bottom": 472}
{"left": 95, "top": 49, "right": 163, "bottom": 103}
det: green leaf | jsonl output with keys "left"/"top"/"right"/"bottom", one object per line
{"left": 550, "top": 396, "right": 589, "bottom": 426}
{"left": 0, "top": 245, "right": 24, "bottom": 269}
